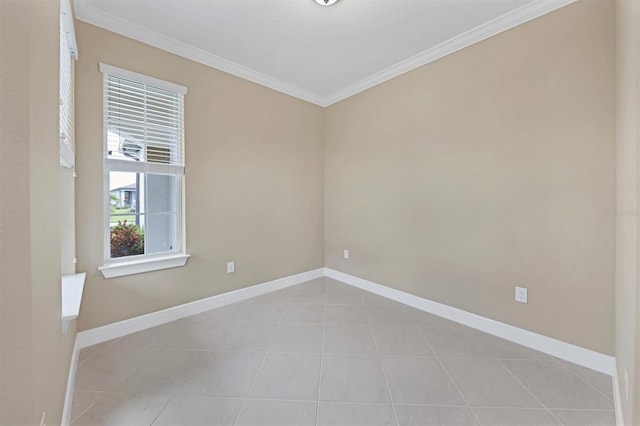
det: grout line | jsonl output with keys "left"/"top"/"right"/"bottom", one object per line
{"left": 366, "top": 301, "right": 400, "bottom": 426}
{"left": 549, "top": 357, "right": 614, "bottom": 403}
{"left": 412, "top": 314, "right": 483, "bottom": 426}
{"left": 68, "top": 391, "right": 106, "bottom": 425}
{"left": 232, "top": 283, "right": 299, "bottom": 426}
{"left": 496, "top": 359, "right": 565, "bottom": 425}
{"left": 433, "top": 357, "right": 483, "bottom": 426}
{"left": 315, "top": 303, "right": 327, "bottom": 426}
{"left": 149, "top": 393, "right": 177, "bottom": 425}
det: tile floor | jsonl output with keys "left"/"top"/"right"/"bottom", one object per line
{"left": 71, "top": 278, "right": 615, "bottom": 426}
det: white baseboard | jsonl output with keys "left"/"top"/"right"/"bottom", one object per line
{"left": 61, "top": 337, "right": 80, "bottom": 426}
{"left": 63, "top": 268, "right": 324, "bottom": 425}
{"left": 324, "top": 267, "right": 616, "bottom": 376}
{"left": 75, "top": 268, "right": 324, "bottom": 349}
{"left": 612, "top": 363, "right": 625, "bottom": 426}
{"left": 64, "top": 265, "right": 617, "bottom": 426}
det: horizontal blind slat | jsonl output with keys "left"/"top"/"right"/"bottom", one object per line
{"left": 105, "top": 72, "right": 184, "bottom": 169}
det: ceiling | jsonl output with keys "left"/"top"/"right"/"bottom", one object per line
{"left": 75, "top": 0, "right": 574, "bottom": 107}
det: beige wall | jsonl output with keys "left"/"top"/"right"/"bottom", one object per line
{"left": 0, "top": 1, "right": 77, "bottom": 424}
{"left": 75, "top": 22, "right": 325, "bottom": 330}
{"left": 616, "top": 0, "right": 640, "bottom": 423}
{"left": 324, "top": 0, "right": 616, "bottom": 355}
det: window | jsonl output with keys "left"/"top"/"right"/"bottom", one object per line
{"left": 99, "top": 64, "right": 189, "bottom": 278}
{"left": 59, "top": 16, "right": 75, "bottom": 168}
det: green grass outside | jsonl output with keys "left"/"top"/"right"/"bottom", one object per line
{"left": 110, "top": 207, "right": 136, "bottom": 226}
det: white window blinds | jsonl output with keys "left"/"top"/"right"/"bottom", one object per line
{"left": 100, "top": 63, "right": 186, "bottom": 175}
{"left": 59, "top": 18, "right": 75, "bottom": 168}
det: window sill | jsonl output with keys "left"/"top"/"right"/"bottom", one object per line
{"left": 61, "top": 272, "right": 86, "bottom": 335}
{"left": 99, "top": 253, "right": 190, "bottom": 279}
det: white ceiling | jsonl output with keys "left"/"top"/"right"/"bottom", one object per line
{"left": 75, "top": 0, "right": 574, "bottom": 107}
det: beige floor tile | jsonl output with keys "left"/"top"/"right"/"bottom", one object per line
{"left": 381, "top": 356, "right": 465, "bottom": 405}
{"left": 366, "top": 304, "right": 416, "bottom": 326}
{"left": 554, "top": 359, "right": 614, "bottom": 401}
{"left": 70, "top": 280, "right": 615, "bottom": 425}
{"left": 373, "top": 326, "right": 434, "bottom": 357}
{"left": 236, "top": 303, "right": 286, "bottom": 324}
{"left": 471, "top": 408, "right": 560, "bottom": 426}
{"left": 395, "top": 405, "right": 478, "bottom": 426}
{"left": 441, "top": 358, "right": 541, "bottom": 408}
{"left": 326, "top": 289, "right": 365, "bottom": 305}
{"left": 248, "top": 353, "right": 321, "bottom": 400}
{"left": 317, "top": 402, "right": 396, "bottom": 426}
{"left": 550, "top": 409, "right": 616, "bottom": 426}
{"left": 420, "top": 326, "right": 493, "bottom": 358}
{"left": 178, "top": 351, "right": 263, "bottom": 397}
{"left": 319, "top": 354, "right": 391, "bottom": 403}
{"left": 282, "top": 303, "right": 325, "bottom": 324}
{"left": 268, "top": 323, "right": 324, "bottom": 353}
{"left": 70, "top": 391, "right": 105, "bottom": 424}
{"left": 235, "top": 399, "right": 317, "bottom": 426}
{"left": 71, "top": 393, "right": 171, "bottom": 426}
{"left": 151, "top": 396, "right": 242, "bottom": 426}
{"left": 501, "top": 360, "right": 613, "bottom": 409}
{"left": 323, "top": 325, "right": 377, "bottom": 355}
{"left": 325, "top": 305, "right": 369, "bottom": 325}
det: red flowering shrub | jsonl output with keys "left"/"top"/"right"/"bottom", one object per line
{"left": 110, "top": 220, "right": 144, "bottom": 257}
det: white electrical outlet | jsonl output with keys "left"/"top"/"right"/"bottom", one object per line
{"left": 343, "top": 249, "right": 349, "bottom": 260}
{"left": 226, "top": 261, "right": 235, "bottom": 273}
{"left": 515, "top": 286, "right": 528, "bottom": 303}
{"left": 625, "top": 367, "right": 629, "bottom": 402}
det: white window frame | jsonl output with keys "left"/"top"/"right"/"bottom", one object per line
{"left": 98, "top": 64, "right": 190, "bottom": 279}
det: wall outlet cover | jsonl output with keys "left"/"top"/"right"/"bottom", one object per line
{"left": 515, "top": 286, "right": 528, "bottom": 303}
{"left": 343, "top": 249, "right": 349, "bottom": 260}
{"left": 226, "top": 261, "right": 235, "bottom": 273}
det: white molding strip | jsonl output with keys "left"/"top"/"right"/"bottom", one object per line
{"left": 324, "top": 268, "right": 616, "bottom": 376}
{"left": 99, "top": 254, "right": 191, "bottom": 279}
{"left": 74, "top": 0, "right": 325, "bottom": 106}
{"left": 75, "top": 268, "right": 324, "bottom": 348}
{"left": 612, "top": 364, "right": 624, "bottom": 426}
{"left": 322, "top": 0, "right": 576, "bottom": 106}
{"left": 60, "top": 0, "right": 78, "bottom": 59}
{"left": 75, "top": 0, "right": 575, "bottom": 108}
{"left": 61, "top": 337, "right": 80, "bottom": 426}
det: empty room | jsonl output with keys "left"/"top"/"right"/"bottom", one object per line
{"left": 1, "top": 0, "right": 639, "bottom": 425}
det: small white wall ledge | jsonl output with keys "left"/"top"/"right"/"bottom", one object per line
{"left": 99, "top": 253, "right": 190, "bottom": 279}
{"left": 61, "top": 272, "right": 86, "bottom": 335}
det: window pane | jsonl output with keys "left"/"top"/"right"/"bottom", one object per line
{"left": 146, "top": 213, "right": 178, "bottom": 254}
{"left": 146, "top": 173, "right": 179, "bottom": 254}
{"left": 109, "top": 172, "right": 144, "bottom": 258}
{"left": 108, "top": 171, "right": 180, "bottom": 258}
{"left": 146, "top": 174, "right": 179, "bottom": 214}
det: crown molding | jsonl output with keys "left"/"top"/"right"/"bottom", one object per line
{"left": 74, "top": 0, "right": 326, "bottom": 106}
{"left": 75, "top": 0, "right": 575, "bottom": 108}
{"left": 322, "top": 0, "right": 576, "bottom": 106}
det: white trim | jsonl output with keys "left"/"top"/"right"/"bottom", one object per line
{"left": 612, "top": 364, "right": 625, "bottom": 426}
{"left": 104, "top": 158, "right": 185, "bottom": 176}
{"left": 76, "top": 268, "right": 324, "bottom": 348}
{"left": 324, "top": 268, "right": 616, "bottom": 376}
{"left": 322, "top": 0, "right": 576, "bottom": 106}
{"left": 60, "top": 0, "right": 78, "bottom": 59}
{"left": 99, "top": 253, "right": 190, "bottom": 279}
{"left": 77, "top": 2, "right": 323, "bottom": 105}
{"left": 61, "top": 337, "right": 80, "bottom": 426}
{"left": 61, "top": 273, "right": 86, "bottom": 334}
{"left": 99, "top": 63, "right": 187, "bottom": 94}
{"left": 77, "top": 0, "right": 574, "bottom": 107}
{"left": 65, "top": 266, "right": 616, "bottom": 425}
